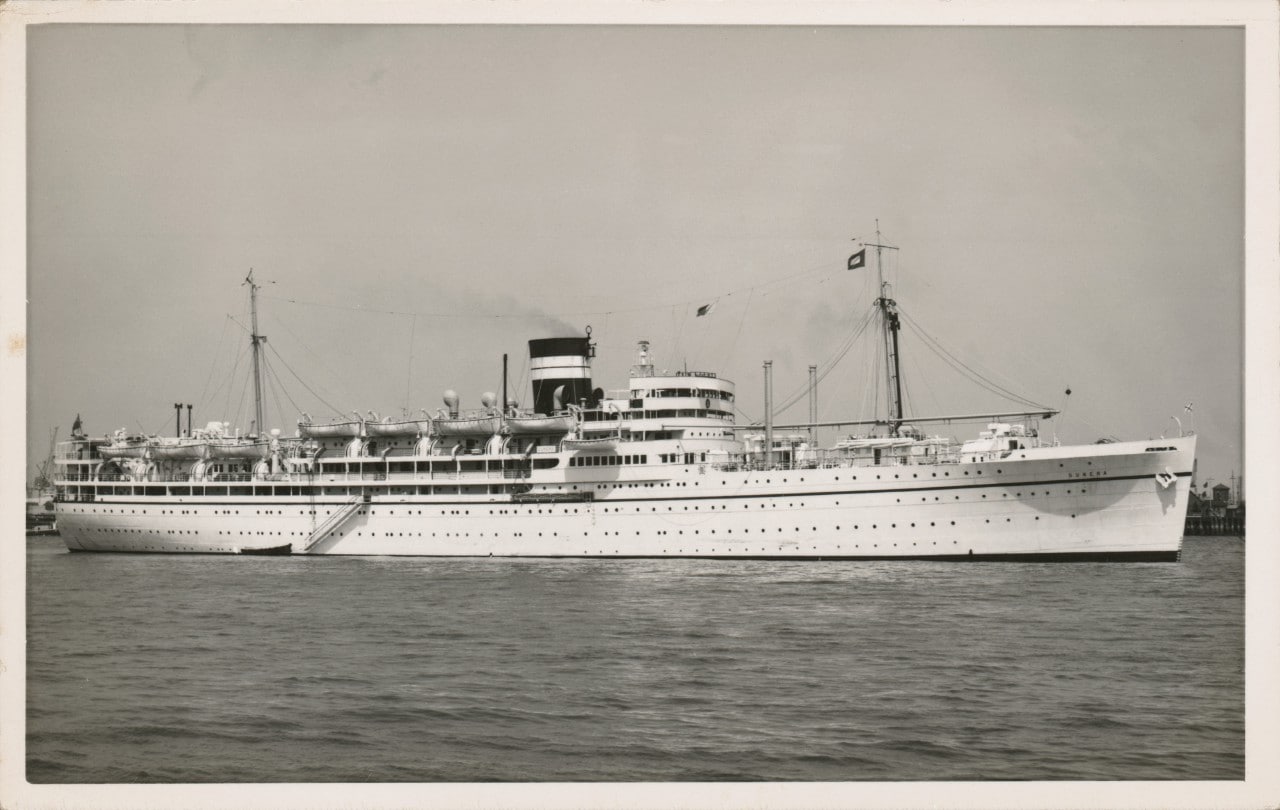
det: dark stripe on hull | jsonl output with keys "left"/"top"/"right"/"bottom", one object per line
{"left": 64, "top": 549, "right": 1178, "bottom": 562}
{"left": 303, "top": 551, "right": 1181, "bottom": 562}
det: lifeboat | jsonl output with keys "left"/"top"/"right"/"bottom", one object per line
{"left": 561, "top": 435, "right": 619, "bottom": 451}
{"left": 365, "top": 417, "right": 432, "bottom": 438}
{"left": 504, "top": 414, "right": 576, "bottom": 435}
{"left": 207, "top": 440, "right": 272, "bottom": 460}
{"left": 149, "top": 440, "right": 209, "bottom": 461}
{"left": 433, "top": 415, "right": 501, "bottom": 437}
{"left": 299, "top": 419, "right": 363, "bottom": 439}
{"left": 98, "top": 443, "right": 149, "bottom": 460}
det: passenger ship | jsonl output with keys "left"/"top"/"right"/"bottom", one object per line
{"left": 52, "top": 241, "right": 1196, "bottom": 560}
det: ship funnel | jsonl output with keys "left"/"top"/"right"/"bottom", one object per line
{"left": 442, "top": 389, "right": 460, "bottom": 418}
{"left": 529, "top": 335, "right": 594, "bottom": 415}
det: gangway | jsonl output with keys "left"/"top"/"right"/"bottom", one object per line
{"left": 300, "top": 493, "right": 368, "bottom": 553}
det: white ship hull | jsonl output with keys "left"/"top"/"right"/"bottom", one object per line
{"left": 56, "top": 437, "right": 1193, "bottom": 561}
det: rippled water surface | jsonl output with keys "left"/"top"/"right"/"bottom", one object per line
{"left": 26, "top": 536, "right": 1243, "bottom": 782}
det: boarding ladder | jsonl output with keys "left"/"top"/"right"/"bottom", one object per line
{"left": 300, "top": 493, "right": 368, "bottom": 553}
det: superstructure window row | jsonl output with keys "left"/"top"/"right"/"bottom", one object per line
{"left": 631, "top": 388, "right": 735, "bottom": 401}
{"left": 568, "top": 454, "right": 648, "bottom": 467}
{"left": 581, "top": 408, "right": 734, "bottom": 422}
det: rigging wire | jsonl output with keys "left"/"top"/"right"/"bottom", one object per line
{"left": 197, "top": 315, "right": 233, "bottom": 407}
{"left": 736, "top": 306, "right": 878, "bottom": 424}
{"left": 721, "top": 287, "right": 755, "bottom": 372}
{"left": 266, "top": 310, "right": 361, "bottom": 410}
{"left": 261, "top": 352, "right": 286, "bottom": 432}
{"left": 667, "top": 302, "right": 690, "bottom": 371}
{"left": 201, "top": 339, "right": 249, "bottom": 422}
{"left": 769, "top": 307, "right": 879, "bottom": 418}
{"left": 257, "top": 259, "right": 843, "bottom": 322}
{"left": 901, "top": 339, "right": 942, "bottom": 426}
{"left": 231, "top": 355, "right": 251, "bottom": 433}
{"left": 221, "top": 338, "right": 249, "bottom": 427}
{"left": 272, "top": 361, "right": 304, "bottom": 429}
{"left": 405, "top": 314, "right": 417, "bottom": 413}
{"left": 263, "top": 339, "right": 348, "bottom": 418}
{"left": 869, "top": 337, "right": 883, "bottom": 426}
{"left": 263, "top": 350, "right": 305, "bottom": 431}
{"left": 898, "top": 308, "right": 1049, "bottom": 410}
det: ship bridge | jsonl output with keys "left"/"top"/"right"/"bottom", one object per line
{"left": 572, "top": 340, "right": 739, "bottom": 454}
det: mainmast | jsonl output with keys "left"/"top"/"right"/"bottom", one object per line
{"left": 865, "top": 221, "right": 903, "bottom": 434}
{"left": 244, "top": 270, "right": 266, "bottom": 436}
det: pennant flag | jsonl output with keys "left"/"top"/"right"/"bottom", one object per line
{"left": 847, "top": 248, "right": 867, "bottom": 270}
{"left": 696, "top": 302, "right": 716, "bottom": 317}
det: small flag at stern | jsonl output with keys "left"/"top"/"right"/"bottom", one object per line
{"left": 696, "top": 301, "right": 716, "bottom": 317}
{"left": 848, "top": 248, "right": 867, "bottom": 270}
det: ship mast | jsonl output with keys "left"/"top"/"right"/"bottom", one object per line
{"left": 866, "top": 221, "right": 903, "bottom": 434}
{"left": 244, "top": 270, "right": 266, "bottom": 436}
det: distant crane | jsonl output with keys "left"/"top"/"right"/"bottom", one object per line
{"left": 31, "top": 426, "right": 58, "bottom": 493}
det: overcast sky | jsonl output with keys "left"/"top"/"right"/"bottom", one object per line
{"left": 25, "top": 24, "right": 1244, "bottom": 486}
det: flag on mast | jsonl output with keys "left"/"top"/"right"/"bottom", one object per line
{"left": 848, "top": 248, "right": 867, "bottom": 270}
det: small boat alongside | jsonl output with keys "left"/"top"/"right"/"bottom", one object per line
{"left": 26, "top": 493, "right": 58, "bottom": 536}
{"left": 238, "top": 543, "right": 293, "bottom": 556}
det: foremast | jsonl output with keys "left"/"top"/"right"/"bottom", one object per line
{"left": 244, "top": 270, "right": 266, "bottom": 436}
{"left": 865, "top": 221, "right": 904, "bottom": 435}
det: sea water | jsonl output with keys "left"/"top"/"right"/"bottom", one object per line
{"left": 25, "top": 536, "right": 1243, "bottom": 782}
